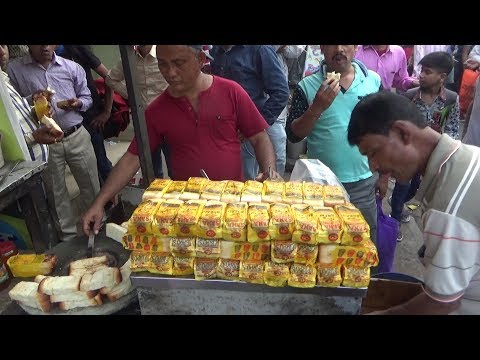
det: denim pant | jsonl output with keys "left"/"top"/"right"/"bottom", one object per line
{"left": 391, "top": 173, "right": 422, "bottom": 221}
{"left": 241, "top": 117, "right": 287, "bottom": 179}
{"left": 342, "top": 174, "right": 378, "bottom": 244}
{"left": 84, "top": 123, "right": 112, "bottom": 184}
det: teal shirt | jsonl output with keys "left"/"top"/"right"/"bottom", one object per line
{"left": 298, "top": 63, "right": 381, "bottom": 183}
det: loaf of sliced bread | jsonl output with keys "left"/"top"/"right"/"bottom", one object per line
{"left": 9, "top": 281, "right": 51, "bottom": 312}
{"left": 38, "top": 276, "right": 81, "bottom": 295}
{"left": 79, "top": 267, "right": 122, "bottom": 292}
{"left": 58, "top": 293, "right": 103, "bottom": 311}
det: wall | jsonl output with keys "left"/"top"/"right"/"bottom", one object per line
{"left": 90, "top": 45, "right": 121, "bottom": 78}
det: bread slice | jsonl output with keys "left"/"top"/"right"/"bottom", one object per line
{"left": 9, "top": 281, "right": 51, "bottom": 312}
{"left": 100, "top": 260, "right": 132, "bottom": 295}
{"left": 106, "top": 223, "right": 128, "bottom": 243}
{"left": 106, "top": 279, "right": 133, "bottom": 302}
{"left": 50, "top": 290, "right": 98, "bottom": 303}
{"left": 40, "top": 115, "right": 63, "bottom": 137}
{"left": 79, "top": 267, "right": 122, "bottom": 292}
{"left": 38, "top": 276, "right": 81, "bottom": 295}
{"left": 34, "top": 275, "right": 49, "bottom": 283}
{"left": 69, "top": 263, "right": 108, "bottom": 277}
{"left": 69, "top": 256, "right": 109, "bottom": 271}
{"left": 58, "top": 293, "right": 102, "bottom": 311}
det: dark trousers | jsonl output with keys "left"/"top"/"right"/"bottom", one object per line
{"left": 152, "top": 143, "right": 171, "bottom": 179}
{"left": 391, "top": 173, "right": 422, "bottom": 221}
{"left": 84, "top": 123, "right": 113, "bottom": 184}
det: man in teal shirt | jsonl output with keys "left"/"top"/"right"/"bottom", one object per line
{"left": 286, "top": 45, "right": 383, "bottom": 243}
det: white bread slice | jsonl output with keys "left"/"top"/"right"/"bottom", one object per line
{"left": 79, "top": 267, "right": 122, "bottom": 292}
{"left": 58, "top": 293, "right": 102, "bottom": 311}
{"left": 100, "top": 261, "right": 131, "bottom": 295}
{"left": 34, "top": 275, "right": 49, "bottom": 283}
{"left": 106, "top": 279, "right": 133, "bottom": 302}
{"left": 9, "top": 281, "right": 52, "bottom": 313}
{"left": 40, "top": 115, "right": 63, "bottom": 137}
{"left": 106, "top": 223, "right": 128, "bottom": 243}
{"left": 69, "top": 263, "right": 108, "bottom": 277}
{"left": 50, "top": 290, "right": 98, "bottom": 303}
{"left": 38, "top": 276, "right": 81, "bottom": 295}
{"left": 69, "top": 256, "right": 109, "bottom": 271}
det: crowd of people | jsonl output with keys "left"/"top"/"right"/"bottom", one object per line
{"left": 2, "top": 44, "right": 480, "bottom": 315}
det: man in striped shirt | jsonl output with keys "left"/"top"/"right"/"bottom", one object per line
{"left": 0, "top": 45, "right": 54, "bottom": 162}
{"left": 349, "top": 91, "right": 480, "bottom": 315}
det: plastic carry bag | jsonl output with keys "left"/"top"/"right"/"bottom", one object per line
{"left": 290, "top": 159, "right": 350, "bottom": 202}
{"left": 376, "top": 196, "right": 398, "bottom": 273}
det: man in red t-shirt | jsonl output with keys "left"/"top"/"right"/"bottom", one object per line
{"left": 82, "top": 45, "right": 277, "bottom": 235}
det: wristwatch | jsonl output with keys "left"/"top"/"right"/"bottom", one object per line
{"left": 24, "top": 132, "right": 36, "bottom": 146}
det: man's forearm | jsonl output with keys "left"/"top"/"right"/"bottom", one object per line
{"left": 93, "top": 151, "right": 140, "bottom": 207}
{"left": 291, "top": 106, "right": 323, "bottom": 139}
{"left": 249, "top": 130, "right": 276, "bottom": 173}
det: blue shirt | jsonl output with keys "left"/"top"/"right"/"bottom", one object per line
{"left": 7, "top": 53, "right": 92, "bottom": 129}
{"left": 287, "top": 62, "right": 381, "bottom": 183}
{"left": 210, "top": 45, "right": 289, "bottom": 125}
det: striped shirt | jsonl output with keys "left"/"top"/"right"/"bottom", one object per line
{"left": 415, "top": 134, "right": 480, "bottom": 314}
{"left": 1, "top": 71, "right": 48, "bottom": 162}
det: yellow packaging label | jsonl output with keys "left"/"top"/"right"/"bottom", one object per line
{"left": 216, "top": 259, "right": 240, "bottom": 280}
{"left": 282, "top": 181, "right": 304, "bottom": 204}
{"left": 170, "top": 237, "right": 196, "bottom": 257}
{"left": 302, "top": 182, "right": 324, "bottom": 205}
{"left": 148, "top": 252, "right": 173, "bottom": 275}
{"left": 318, "top": 240, "right": 378, "bottom": 267}
{"left": 195, "top": 238, "right": 221, "bottom": 258}
{"left": 128, "top": 200, "right": 159, "bottom": 234}
{"left": 262, "top": 180, "right": 285, "bottom": 203}
{"left": 240, "top": 180, "right": 263, "bottom": 202}
{"left": 223, "top": 202, "right": 248, "bottom": 242}
{"left": 163, "top": 181, "right": 187, "bottom": 199}
{"left": 263, "top": 261, "right": 290, "bottom": 287}
{"left": 271, "top": 240, "right": 297, "bottom": 263}
{"left": 130, "top": 251, "right": 150, "bottom": 272}
{"left": 152, "top": 199, "right": 184, "bottom": 237}
{"left": 175, "top": 200, "right": 206, "bottom": 237}
{"left": 335, "top": 204, "right": 370, "bottom": 245}
{"left": 291, "top": 204, "right": 318, "bottom": 245}
{"left": 323, "top": 185, "right": 345, "bottom": 207}
{"left": 220, "top": 180, "right": 244, "bottom": 203}
{"left": 342, "top": 266, "right": 370, "bottom": 288}
{"left": 312, "top": 206, "right": 343, "bottom": 244}
{"left": 200, "top": 180, "right": 228, "bottom": 200}
{"left": 122, "top": 234, "right": 171, "bottom": 253}
{"left": 220, "top": 241, "right": 271, "bottom": 261}
{"left": 316, "top": 264, "right": 342, "bottom": 287}
{"left": 172, "top": 256, "right": 195, "bottom": 276}
{"left": 288, "top": 264, "right": 317, "bottom": 288}
{"left": 268, "top": 203, "right": 294, "bottom": 240}
{"left": 247, "top": 203, "right": 271, "bottom": 242}
{"left": 194, "top": 258, "right": 218, "bottom": 280}
{"left": 193, "top": 200, "right": 225, "bottom": 239}
{"left": 294, "top": 243, "right": 319, "bottom": 265}
{"left": 239, "top": 260, "right": 264, "bottom": 284}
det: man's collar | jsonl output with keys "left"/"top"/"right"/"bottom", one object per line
{"left": 23, "top": 52, "right": 61, "bottom": 67}
{"left": 417, "top": 86, "right": 448, "bottom": 102}
{"left": 364, "top": 45, "right": 391, "bottom": 53}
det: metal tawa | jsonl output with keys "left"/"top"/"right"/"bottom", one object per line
{"left": 18, "top": 232, "right": 136, "bottom": 315}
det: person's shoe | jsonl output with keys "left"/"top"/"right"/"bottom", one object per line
{"left": 397, "top": 229, "right": 403, "bottom": 242}
{"left": 400, "top": 212, "right": 411, "bottom": 223}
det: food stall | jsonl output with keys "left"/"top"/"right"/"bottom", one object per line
{"left": 3, "top": 46, "right": 374, "bottom": 315}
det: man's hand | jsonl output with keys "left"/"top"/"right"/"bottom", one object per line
{"left": 255, "top": 169, "right": 283, "bottom": 182}
{"left": 32, "top": 125, "right": 64, "bottom": 145}
{"left": 375, "top": 173, "right": 390, "bottom": 199}
{"left": 81, "top": 203, "right": 105, "bottom": 236}
{"left": 57, "top": 98, "right": 82, "bottom": 111}
{"left": 91, "top": 111, "right": 111, "bottom": 131}
{"left": 312, "top": 78, "right": 341, "bottom": 114}
{"left": 411, "top": 78, "right": 420, "bottom": 88}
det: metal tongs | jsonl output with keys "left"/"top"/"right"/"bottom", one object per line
{"left": 266, "top": 165, "right": 284, "bottom": 182}
{"left": 87, "top": 222, "right": 95, "bottom": 258}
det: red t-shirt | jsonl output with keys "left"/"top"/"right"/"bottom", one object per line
{"left": 128, "top": 75, "right": 269, "bottom": 181}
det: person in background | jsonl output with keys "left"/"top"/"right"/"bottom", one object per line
{"left": 462, "top": 77, "right": 480, "bottom": 144}
{"left": 60, "top": 45, "right": 114, "bottom": 185}
{"left": 286, "top": 45, "right": 383, "bottom": 244}
{"left": 0, "top": 45, "right": 54, "bottom": 162}
{"left": 82, "top": 45, "right": 278, "bottom": 235}
{"left": 390, "top": 51, "right": 459, "bottom": 241}
{"left": 355, "top": 45, "right": 419, "bottom": 93}
{"left": 6, "top": 45, "right": 29, "bottom": 61}
{"left": 106, "top": 45, "right": 170, "bottom": 179}
{"left": 210, "top": 45, "right": 290, "bottom": 179}
{"left": 8, "top": 45, "right": 100, "bottom": 242}
{"left": 349, "top": 91, "right": 480, "bottom": 315}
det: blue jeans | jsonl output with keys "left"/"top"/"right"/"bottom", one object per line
{"left": 241, "top": 118, "right": 287, "bottom": 180}
{"left": 266, "top": 117, "right": 287, "bottom": 176}
{"left": 391, "top": 173, "right": 422, "bottom": 221}
{"left": 84, "top": 123, "right": 112, "bottom": 184}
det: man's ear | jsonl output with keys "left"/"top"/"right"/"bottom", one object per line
{"left": 391, "top": 120, "right": 414, "bottom": 145}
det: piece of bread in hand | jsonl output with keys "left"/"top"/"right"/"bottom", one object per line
{"left": 9, "top": 281, "right": 51, "bottom": 312}
{"left": 38, "top": 275, "right": 81, "bottom": 295}
{"left": 56, "top": 100, "right": 71, "bottom": 110}
{"left": 40, "top": 115, "right": 63, "bottom": 137}
{"left": 326, "top": 71, "right": 341, "bottom": 81}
